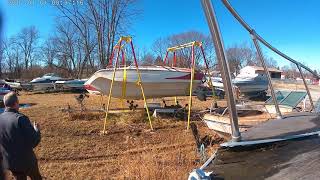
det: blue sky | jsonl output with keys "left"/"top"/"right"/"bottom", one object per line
{"left": 1, "top": 0, "right": 320, "bottom": 69}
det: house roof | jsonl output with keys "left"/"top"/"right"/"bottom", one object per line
{"left": 247, "top": 66, "right": 283, "bottom": 73}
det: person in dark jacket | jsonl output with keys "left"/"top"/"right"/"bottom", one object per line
{"left": 0, "top": 92, "right": 42, "bottom": 180}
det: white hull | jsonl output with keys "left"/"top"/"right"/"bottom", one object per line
{"left": 85, "top": 66, "right": 203, "bottom": 99}
{"left": 208, "top": 75, "right": 268, "bottom": 93}
{"left": 233, "top": 78, "right": 268, "bottom": 93}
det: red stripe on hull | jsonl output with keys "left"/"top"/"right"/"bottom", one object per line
{"left": 84, "top": 84, "right": 97, "bottom": 91}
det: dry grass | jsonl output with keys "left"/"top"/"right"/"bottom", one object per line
{"left": 6, "top": 92, "right": 222, "bottom": 179}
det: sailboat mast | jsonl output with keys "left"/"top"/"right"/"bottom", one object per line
{"left": 201, "top": 0, "right": 241, "bottom": 141}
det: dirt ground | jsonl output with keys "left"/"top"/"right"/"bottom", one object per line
{"left": 5, "top": 92, "right": 225, "bottom": 179}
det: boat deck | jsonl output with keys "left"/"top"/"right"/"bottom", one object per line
{"left": 205, "top": 112, "right": 320, "bottom": 179}
{"left": 242, "top": 112, "right": 320, "bottom": 141}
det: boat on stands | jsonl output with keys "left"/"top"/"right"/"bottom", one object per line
{"left": 84, "top": 66, "right": 204, "bottom": 99}
{"left": 30, "top": 73, "right": 63, "bottom": 91}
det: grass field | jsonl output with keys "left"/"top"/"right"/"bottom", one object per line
{"left": 5, "top": 92, "right": 224, "bottom": 179}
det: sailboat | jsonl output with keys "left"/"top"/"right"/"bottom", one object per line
{"left": 84, "top": 66, "right": 204, "bottom": 99}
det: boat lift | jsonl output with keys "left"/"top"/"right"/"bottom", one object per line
{"left": 163, "top": 41, "right": 217, "bottom": 130}
{"left": 102, "top": 36, "right": 153, "bottom": 134}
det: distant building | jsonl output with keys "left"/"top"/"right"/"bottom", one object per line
{"left": 240, "top": 66, "right": 283, "bottom": 79}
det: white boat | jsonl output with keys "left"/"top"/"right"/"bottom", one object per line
{"left": 84, "top": 66, "right": 204, "bottom": 99}
{"left": 4, "top": 79, "right": 22, "bottom": 90}
{"left": 55, "top": 79, "right": 87, "bottom": 90}
{"left": 233, "top": 73, "right": 268, "bottom": 93}
{"left": 30, "top": 73, "right": 63, "bottom": 91}
{"left": 207, "top": 73, "right": 268, "bottom": 97}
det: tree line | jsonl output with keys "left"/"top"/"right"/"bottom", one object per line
{"left": 1, "top": 0, "right": 138, "bottom": 80}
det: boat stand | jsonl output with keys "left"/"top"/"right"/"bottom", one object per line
{"left": 164, "top": 41, "right": 217, "bottom": 130}
{"left": 102, "top": 36, "right": 153, "bottom": 134}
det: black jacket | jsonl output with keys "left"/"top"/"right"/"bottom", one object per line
{"left": 0, "top": 108, "right": 41, "bottom": 172}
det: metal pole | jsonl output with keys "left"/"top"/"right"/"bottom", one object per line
{"left": 200, "top": 45, "right": 216, "bottom": 100}
{"left": 201, "top": 0, "right": 241, "bottom": 141}
{"left": 297, "top": 64, "right": 314, "bottom": 111}
{"left": 221, "top": 0, "right": 320, "bottom": 79}
{"left": 251, "top": 33, "right": 282, "bottom": 119}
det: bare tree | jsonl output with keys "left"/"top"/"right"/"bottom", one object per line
{"left": 169, "top": 31, "right": 214, "bottom": 68}
{"left": 14, "top": 26, "right": 39, "bottom": 70}
{"left": 141, "top": 52, "right": 155, "bottom": 65}
{"left": 1, "top": 37, "right": 23, "bottom": 78}
{"left": 151, "top": 37, "right": 168, "bottom": 61}
{"left": 54, "top": 0, "right": 139, "bottom": 77}
{"left": 225, "top": 42, "right": 278, "bottom": 75}
{"left": 42, "top": 37, "right": 57, "bottom": 69}
{"left": 86, "top": 0, "right": 139, "bottom": 67}
{"left": 151, "top": 31, "right": 215, "bottom": 68}
{"left": 225, "top": 43, "right": 256, "bottom": 74}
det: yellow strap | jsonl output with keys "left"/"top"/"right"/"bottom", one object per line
{"left": 121, "top": 67, "right": 127, "bottom": 108}
{"left": 187, "top": 66, "right": 195, "bottom": 130}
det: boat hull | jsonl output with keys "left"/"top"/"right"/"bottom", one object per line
{"left": 233, "top": 79, "right": 268, "bottom": 93}
{"left": 208, "top": 76, "right": 268, "bottom": 93}
{"left": 85, "top": 66, "right": 203, "bottom": 99}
